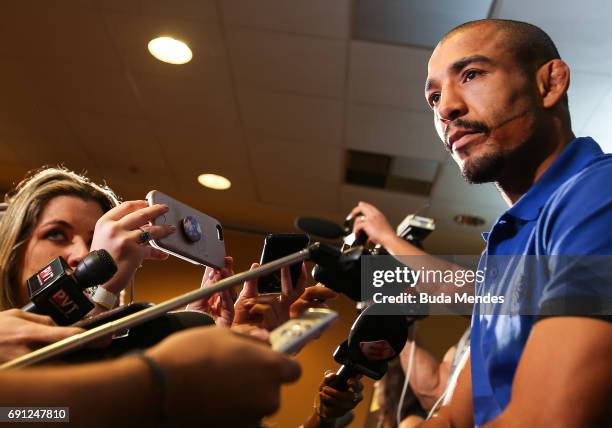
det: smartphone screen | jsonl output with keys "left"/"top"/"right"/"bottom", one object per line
{"left": 257, "top": 233, "right": 310, "bottom": 294}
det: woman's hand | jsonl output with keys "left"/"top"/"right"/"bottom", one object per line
{"left": 90, "top": 201, "right": 175, "bottom": 295}
{"left": 0, "top": 309, "right": 83, "bottom": 364}
{"left": 186, "top": 257, "right": 236, "bottom": 327}
{"left": 233, "top": 262, "right": 308, "bottom": 331}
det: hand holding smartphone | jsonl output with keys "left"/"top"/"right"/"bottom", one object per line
{"left": 257, "top": 233, "right": 310, "bottom": 294}
{"left": 146, "top": 190, "right": 226, "bottom": 269}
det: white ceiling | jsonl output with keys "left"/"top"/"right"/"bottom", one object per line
{"left": 0, "top": 0, "right": 608, "bottom": 255}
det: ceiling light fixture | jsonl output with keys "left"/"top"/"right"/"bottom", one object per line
{"left": 453, "top": 214, "right": 485, "bottom": 226}
{"left": 197, "top": 174, "right": 231, "bottom": 190}
{"left": 148, "top": 36, "right": 192, "bottom": 64}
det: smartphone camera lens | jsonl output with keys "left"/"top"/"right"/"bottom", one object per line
{"left": 216, "top": 225, "right": 224, "bottom": 241}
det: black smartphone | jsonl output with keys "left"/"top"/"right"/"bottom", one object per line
{"left": 257, "top": 233, "right": 310, "bottom": 294}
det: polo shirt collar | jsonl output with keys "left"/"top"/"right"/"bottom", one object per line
{"left": 505, "top": 137, "right": 603, "bottom": 222}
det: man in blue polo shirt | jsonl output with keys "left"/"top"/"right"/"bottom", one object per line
{"left": 350, "top": 19, "right": 612, "bottom": 427}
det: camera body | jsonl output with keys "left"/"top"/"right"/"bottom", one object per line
{"left": 312, "top": 213, "right": 435, "bottom": 301}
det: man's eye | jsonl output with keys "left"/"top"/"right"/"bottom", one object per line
{"left": 429, "top": 93, "right": 441, "bottom": 107}
{"left": 463, "top": 70, "right": 481, "bottom": 82}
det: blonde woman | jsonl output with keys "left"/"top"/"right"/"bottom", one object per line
{"left": 0, "top": 167, "right": 175, "bottom": 359}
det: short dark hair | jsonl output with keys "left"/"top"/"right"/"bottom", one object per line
{"left": 443, "top": 19, "right": 567, "bottom": 105}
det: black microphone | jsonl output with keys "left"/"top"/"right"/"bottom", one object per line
{"left": 312, "top": 246, "right": 364, "bottom": 301}
{"left": 22, "top": 250, "right": 117, "bottom": 325}
{"left": 330, "top": 304, "right": 410, "bottom": 390}
{"left": 294, "top": 217, "right": 345, "bottom": 240}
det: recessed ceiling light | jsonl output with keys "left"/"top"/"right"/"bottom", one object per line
{"left": 453, "top": 214, "right": 485, "bottom": 226}
{"left": 148, "top": 36, "right": 192, "bottom": 64}
{"left": 197, "top": 174, "right": 231, "bottom": 190}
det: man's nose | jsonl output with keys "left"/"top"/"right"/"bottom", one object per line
{"left": 437, "top": 85, "right": 467, "bottom": 124}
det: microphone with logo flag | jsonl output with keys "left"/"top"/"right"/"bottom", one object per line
{"left": 21, "top": 250, "right": 117, "bottom": 325}
{"left": 329, "top": 303, "right": 411, "bottom": 390}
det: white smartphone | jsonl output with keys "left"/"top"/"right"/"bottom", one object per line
{"left": 270, "top": 308, "right": 339, "bottom": 354}
{"left": 146, "top": 190, "right": 226, "bottom": 269}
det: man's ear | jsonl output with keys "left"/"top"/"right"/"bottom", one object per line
{"left": 536, "top": 59, "right": 570, "bottom": 109}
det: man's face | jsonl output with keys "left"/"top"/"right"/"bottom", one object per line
{"left": 425, "top": 25, "right": 540, "bottom": 183}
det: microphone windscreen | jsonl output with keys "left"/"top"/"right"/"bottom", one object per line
{"left": 295, "top": 217, "right": 344, "bottom": 239}
{"left": 74, "top": 249, "right": 118, "bottom": 288}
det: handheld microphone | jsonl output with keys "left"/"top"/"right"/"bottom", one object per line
{"left": 330, "top": 304, "right": 410, "bottom": 390}
{"left": 22, "top": 250, "right": 117, "bottom": 325}
{"left": 311, "top": 246, "right": 364, "bottom": 301}
{"left": 294, "top": 217, "right": 345, "bottom": 240}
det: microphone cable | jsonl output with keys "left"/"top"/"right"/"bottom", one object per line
{"left": 426, "top": 347, "right": 470, "bottom": 421}
{"left": 396, "top": 323, "right": 417, "bottom": 427}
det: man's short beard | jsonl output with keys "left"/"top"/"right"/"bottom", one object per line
{"left": 461, "top": 151, "right": 508, "bottom": 184}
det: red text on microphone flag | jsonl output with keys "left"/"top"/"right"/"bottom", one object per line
{"left": 38, "top": 266, "right": 54, "bottom": 284}
{"left": 359, "top": 340, "right": 396, "bottom": 360}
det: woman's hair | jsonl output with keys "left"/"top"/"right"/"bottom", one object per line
{"left": 0, "top": 166, "right": 120, "bottom": 310}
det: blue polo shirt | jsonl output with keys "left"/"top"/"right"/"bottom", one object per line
{"left": 471, "top": 137, "right": 612, "bottom": 426}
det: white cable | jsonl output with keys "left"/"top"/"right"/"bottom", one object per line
{"left": 426, "top": 347, "right": 470, "bottom": 420}
{"left": 426, "top": 388, "right": 447, "bottom": 420}
{"left": 396, "top": 323, "right": 417, "bottom": 427}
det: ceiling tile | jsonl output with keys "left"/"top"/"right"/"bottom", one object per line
{"left": 0, "top": 61, "right": 70, "bottom": 137}
{"left": 248, "top": 137, "right": 343, "bottom": 184}
{"left": 569, "top": 72, "right": 612, "bottom": 133}
{"left": 349, "top": 42, "right": 432, "bottom": 111}
{"left": 134, "top": 72, "right": 237, "bottom": 121}
{"left": 425, "top": 196, "right": 505, "bottom": 235}
{"left": 238, "top": 89, "right": 344, "bottom": 146}
{"left": 96, "top": 0, "right": 218, "bottom": 22}
{"left": 103, "top": 12, "right": 228, "bottom": 79}
{"left": 226, "top": 27, "right": 347, "bottom": 97}
{"left": 494, "top": 0, "right": 612, "bottom": 74}
{"left": 257, "top": 174, "right": 340, "bottom": 212}
{"left": 84, "top": 167, "right": 180, "bottom": 202}
{"left": 390, "top": 156, "right": 440, "bottom": 182}
{"left": 430, "top": 157, "right": 507, "bottom": 209}
{"left": 220, "top": 0, "right": 350, "bottom": 39}
{"left": 346, "top": 104, "right": 446, "bottom": 160}
{"left": 354, "top": 0, "right": 493, "bottom": 48}
{"left": 0, "top": 135, "right": 22, "bottom": 165}
{"left": 0, "top": 60, "right": 91, "bottom": 169}
{"left": 581, "top": 82, "right": 612, "bottom": 154}
{"left": 66, "top": 111, "right": 172, "bottom": 177}
{"left": 30, "top": 62, "right": 144, "bottom": 117}
{"left": 154, "top": 117, "right": 249, "bottom": 175}
{"left": 340, "top": 183, "right": 430, "bottom": 227}
{"left": 0, "top": 163, "right": 31, "bottom": 193}
{"left": 2, "top": 133, "right": 91, "bottom": 171}
{"left": 0, "top": 4, "right": 120, "bottom": 68}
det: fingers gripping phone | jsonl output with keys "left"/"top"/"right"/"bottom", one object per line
{"left": 146, "top": 190, "right": 226, "bottom": 269}
{"left": 257, "top": 233, "right": 310, "bottom": 294}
